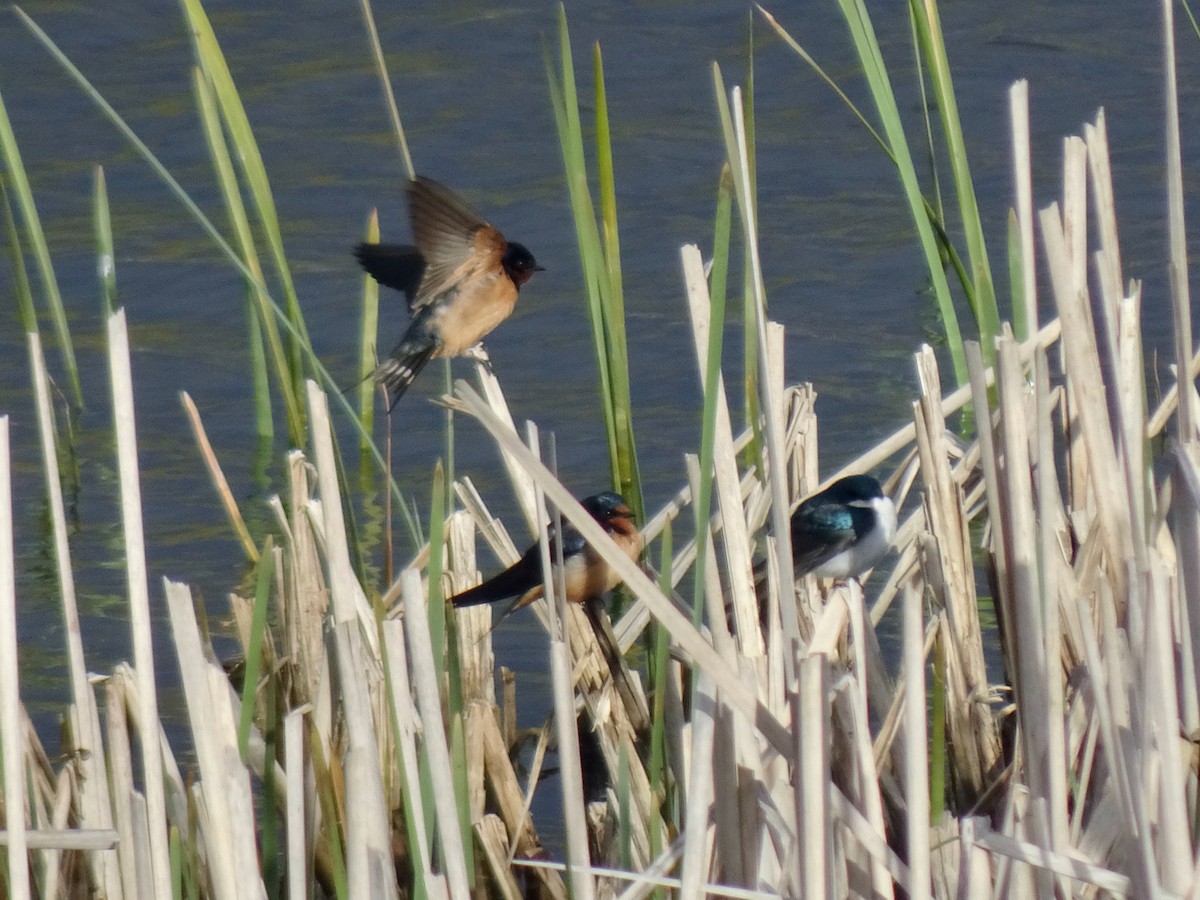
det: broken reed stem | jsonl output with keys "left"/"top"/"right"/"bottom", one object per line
{"left": 107, "top": 309, "right": 173, "bottom": 897}
{"left": 0, "top": 417, "right": 30, "bottom": 900}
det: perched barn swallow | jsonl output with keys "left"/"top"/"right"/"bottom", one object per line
{"left": 355, "top": 176, "right": 543, "bottom": 406}
{"left": 791, "top": 474, "right": 897, "bottom": 579}
{"left": 453, "top": 490, "right": 650, "bottom": 739}
{"left": 450, "top": 492, "right": 642, "bottom": 616}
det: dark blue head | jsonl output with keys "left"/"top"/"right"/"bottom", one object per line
{"left": 502, "top": 241, "right": 543, "bottom": 288}
{"left": 819, "top": 474, "right": 884, "bottom": 506}
{"left": 581, "top": 491, "right": 632, "bottom": 523}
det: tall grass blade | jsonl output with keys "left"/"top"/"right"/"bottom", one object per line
{"left": 647, "top": 519, "right": 673, "bottom": 892}
{"left": 180, "top": 0, "right": 311, "bottom": 392}
{"left": 908, "top": 0, "right": 999, "bottom": 359}
{"left": 0, "top": 85, "right": 81, "bottom": 404}
{"left": 929, "top": 629, "right": 946, "bottom": 821}
{"left": 547, "top": 5, "right": 643, "bottom": 521}
{"left": 93, "top": 166, "right": 117, "bottom": 319}
{"left": 426, "top": 462, "right": 447, "bottom": 684}
{"left": 358, "top": 212, "right": 380, "bottom": 460}
{"left": 1, "top": 181, "right": 36, "bottom": 333}
{"left": 308, "top": 732, "right": 349, "bottom": 900}
{"left": 237, "top": 536, "right": 274, "bottom": 761}
{"left": 834, "top": 0, "right": 968, "bottom": 382}
{"left": 192, "top": 67, "right": 282, "bottom": 441}
{"left": 690, "top": 168, "right": 733, "bottom": 628}
{"left": 711, "top": 65, "right": 764, "bottom": 475}
{"left": 356, "top": 0, "right": 415, "bottom": 179}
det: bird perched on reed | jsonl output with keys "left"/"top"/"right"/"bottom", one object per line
{"left": 355, "top": 176, "right": 542, "bottom": 407}
{"left": 450, "top": 492, "right": 641, "bottom": 616}
{"left": 452, "top": 491, "right": 649, "bottom": 738}
{"left": 790, "top": 474, "right": 897, "bottom": 579}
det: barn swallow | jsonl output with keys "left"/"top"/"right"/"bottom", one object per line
{"left": 791, "top": 474, "right": 897, "bottom": 579}
{"left": 355, "top": 176, "right": 543, "bottom": 406}
{"left": 452, "top": 490, "right": 650, "bottom": 739}
{"left": 450, "top": 492, "right": 642, "bottom": 616}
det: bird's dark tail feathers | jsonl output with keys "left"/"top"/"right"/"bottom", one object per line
{"left": 373, "top": 339, "right": 436, "bottom": 411}
{"left": 449, "top": 552, "right": 538, "bottom": 609}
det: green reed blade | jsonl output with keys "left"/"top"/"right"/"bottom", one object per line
{"left": 1007, "top": 209, "right": 1029, "bottom": 343}
{"left": 308, "top": 730, "right": 349, "bottom": 900}
{"left": 712, "top": 63, "right": 763, "bottom": 474}
{"left": 930, "top": 627, "right": 947, "bottom": 822}
{"left": 909, "top": 9, "right": 945, "bottom": 221}
{"left": 358, "top": 212, "right": 380, "bottom": 460}
{"left": 237, "top": 535, "right": 274, "bottom": 762}
{"left": 617, "top": 741, "right": 633, "bottom": 868}
{"left": 260, "top": 677, "right": 280, "bottom": 897}
{"left": 834, "top": 0, "right": 968, "bottom": 384}
{"left": 450, "top": 714, "right": 476, "bottom": 887}
{"left": 0, "top": 85, "right": 81, "bottom": 404}
{"left": 545, "top": 58, "right": 619, "bottom": 474}
{"left": 592, "top": 43, "right": 643, "bottom": 522}
{"left": 357, "top": 0, "right": 416, "bottom": 179}
{"left": 193, "top": 67, "right": 283, "bottom": 441}
{"left": 93, "top": 166, "right": 117, "bottom": 319}
{"left": 426, "top": 461, "right": 447, "bottom": 684}
{"left": 1, "top": 180, "right": 36, "bottom": 334}
{"left": 180, "top": 0, "right": 311, "bottom": 392}
{"left": 909, "top": 0, "right": 998, "bottom": 366}
{"left": 170, "top": 825, "right": 183, "bottom": 900}
{"left": 756, "top": 6, "right": 889, "bottom": 152}
{"left": 1183, "top": 0, "right": 1200, "bottom": 41}
{"left": 692, "top": 167, "right": 733, "bottom": 627}
{"left": 548, "top": 6, "right": 643, "bottom": 520}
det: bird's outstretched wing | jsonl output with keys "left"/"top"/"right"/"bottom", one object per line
{"left": 354, "top": 243, "right": 426, "bottom": 308}
{"left": 408, "top": 176, "right": 494, "bottom": 310}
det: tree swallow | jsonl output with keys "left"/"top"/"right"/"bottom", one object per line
{"left": 791, "top": 474, "right": 897, "bottom": 579}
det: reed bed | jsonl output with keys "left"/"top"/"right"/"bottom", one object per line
{"left": 2, "top": 89, "right": 1199, "bottom": 896}
{"left": 3, "top": 4, "right": 1200, "bottom": 900}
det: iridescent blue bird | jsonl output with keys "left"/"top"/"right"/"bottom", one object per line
{"left": 791, "top": 474, "right": 897, "bottom": 579}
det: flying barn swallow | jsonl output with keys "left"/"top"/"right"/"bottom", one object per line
{"left": 355, "top": 176, "right": 543, "bottom": 406}
{"left": 450, "top": 492, "right": 642, "bottom": 616}
{"left": 791, "top": 474, "right": 897, "bottom": 579}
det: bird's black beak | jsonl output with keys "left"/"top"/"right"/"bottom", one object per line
{"left": 534, "top": 264, "right": 546, "bottom": 272}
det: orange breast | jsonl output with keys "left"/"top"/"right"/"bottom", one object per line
{"left": 433, "top": 273, "right": 518, "bottom": 357}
